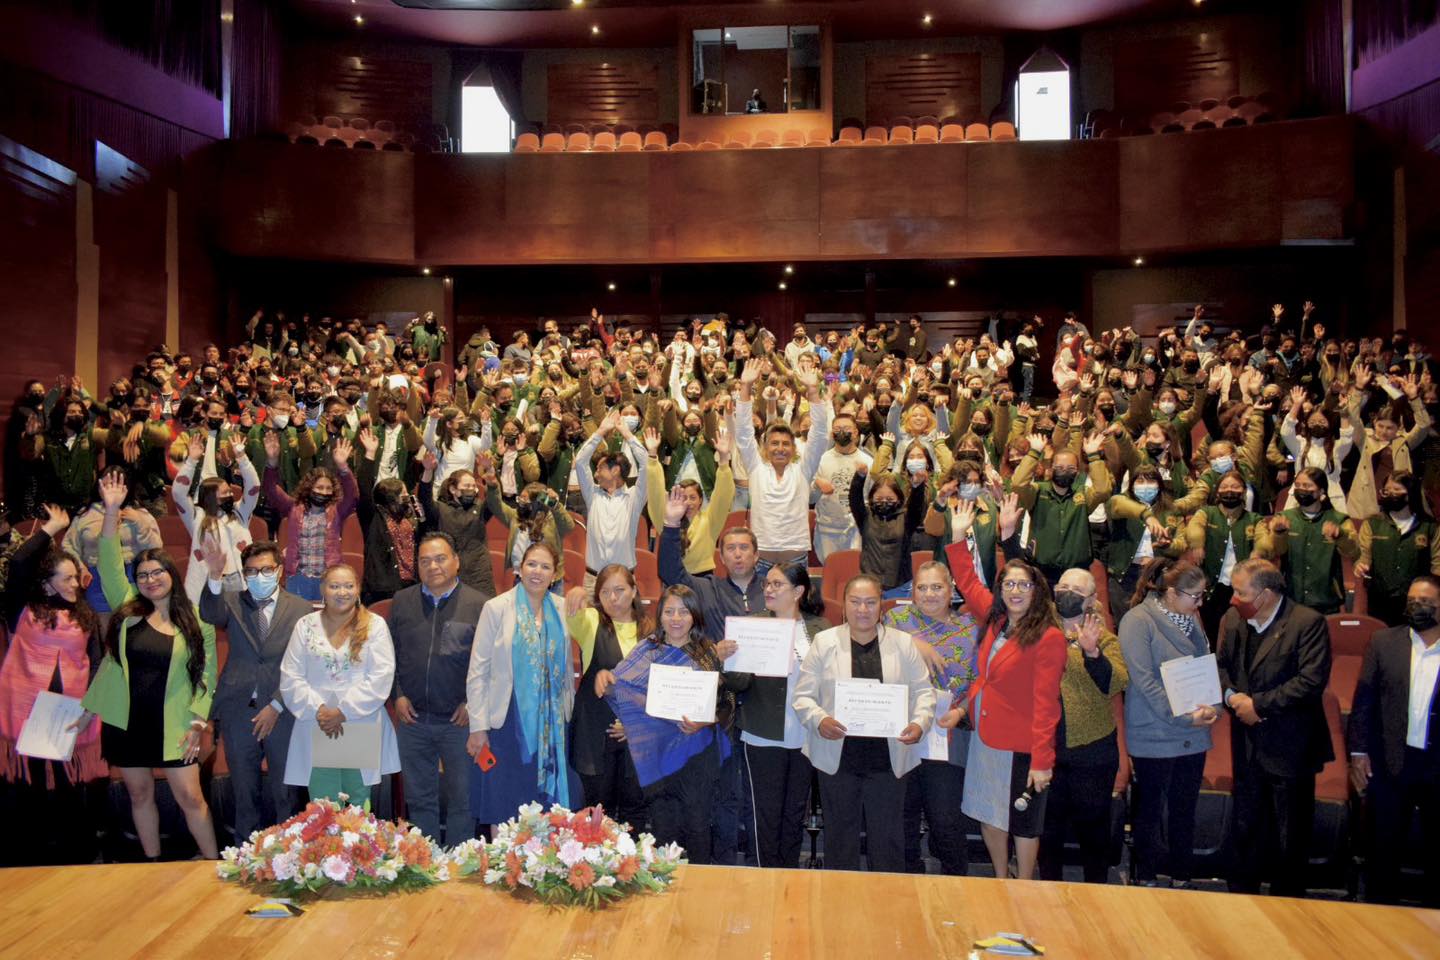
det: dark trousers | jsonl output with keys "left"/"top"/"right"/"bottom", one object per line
{"left": 645, "top": 738, "right": 721, "bottom": 865}
{"left": 1200, "top": 583, "right": 1234, "bottom": 649}
{"left": 817, "top": 763, "right": 907, "bottom": 872}
{"left": 1229, "top": 760, "right": 1316, "bottom": 897}
{"left": 1130, "top": 752, "right": 1205, "bottom": 883}
{"left": 395, "top": 714, "right": 475, "bottom": 846}
{"left": 1039, "top": 757, "right": 1118, "bottom": 883}
{"left": 904, "top": 760, "right": 969, "bottom": 875}
{"left": 217, "top": 703, "right": 301, "bottom": 843}
{"left": 744, "top": 742, "right": 812, "bottom": 869}
{"left": 710, "top": 728, "right": 743, "bottom": 864}
{"left": 0, "top": 759, "right": 103, "bottom": 866}
{"left": 1107, "top": 566, "right": 1141, "bottom": 628}
{"left": 1364, "top": 747, "right": 1440, "bottom": 906}
{"left": 578, "top": 737, "right": 647, "bottom": 832}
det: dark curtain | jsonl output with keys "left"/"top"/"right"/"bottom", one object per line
{"left": 997, "top": 32, "right": 1083, "bottom": 124}
{"left": 449, "top": 50, "right": 532, "bottom": 146}
{"left": 1300, "top": 0, "right": 1345, "bottom": 117}
{"left": 38, "top": 0, "right": 224, "bottom": 95}
{"left": 1355, "top": 0, "right": 1440, "bottom": 67}
{"left": 231, "top": 0, "right": 285, "bottom": 138}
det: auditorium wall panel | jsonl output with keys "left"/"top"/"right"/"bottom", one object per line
{"left": 95, "top": 144, "right": 168, "bottom": 393}
{"left": 521, "top": 48, "right": 678, "bottom": 128}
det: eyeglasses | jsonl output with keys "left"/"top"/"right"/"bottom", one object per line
{"left": 135, "top": 569, "right": 170, "bottom": 584}
{"left": 1001, "top": 580, "right": 1035, "bottom": 592}
{"left": 1176, "top": 589, "right": 1205, "bottom": 603}
{"left": 242, "top": 565, "right": 280, "bottom": 577}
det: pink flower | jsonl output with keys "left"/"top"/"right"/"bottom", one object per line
{"left": 321, "top": 855, "right": 351, "bottom": 883}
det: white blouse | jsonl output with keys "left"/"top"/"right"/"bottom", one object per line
{"left": 279, "top": 610, "right": 401, "bottom": 786}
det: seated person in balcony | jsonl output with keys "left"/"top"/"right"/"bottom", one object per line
{"left": 744, "top": 89, "right": 767, "bottom": 114}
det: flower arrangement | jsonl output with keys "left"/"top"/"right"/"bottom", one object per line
{"left": 217, "top": 796, "right": 449, "bottom": 896}
{"left": 448, "top": 802, "right": 685, "bottom": 908}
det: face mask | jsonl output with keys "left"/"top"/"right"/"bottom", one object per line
{"left": 380, "top": 409, "right": 398, "bottom": 425}
{"left": 130, "top": 409, "right": 149, "bottom": 422}
{"left": 958, "top": 482, "right": 981, "bottom": 500}
{"left": 1379, "top": 493, "right": 1409, "bottom": 512}
{"left": 1183, "top": 360, "right": 1201, "bottom": 374}
{"left": 310, "top": 492, "right": 334, "bottom": 507}
{"left": 1133, "top": 483, "right": 1159, "bottom": 504}
{"left": 288, "top": 346, "right": 300, "bottom": 356}
{"left": 271, "top": 413, "right": 290, "bottom": 430}
{"left": 514, "top": 373, "right": 529, "bottom": 386}
{"left": 1144, "top": 441, "right": 1166, "bottom": 458}
{"left": 684, "top": 423, "right": 702, "bottom": 437}
{"left": 1143, "top": 354, "right": 1156, "bottom": 365}
{"left": 207, "top": 417, "right": 226, "bottom": 431}
{"left": 1292, "top": 489, "right": 1318, "bottom": 508}
{"left": 623, "top": 415, "right": 641, "bottom": 432}
{"left": 833, "top": 430, "right": 854, "bottom": 447}
{"left": 24, "top": 392, "right": 44, "bottom": 406}
{"left": 1231, "top": 589, "right": 1265, "bottom": 621}
{"left": 1210, "top": 456, "right": 1233, "bottom": 475}
{"left": 1406, "top": 601, "right": 1439, "bottom": 632}
{"left": 972, "top": 422, "right": 992, "bottom": 437}
{"left": 1217, "top": 491, "right": 1245, "bottom": 508}
{"left": 871, "top": 501, "right": 902, "bottom": 520}
{"left": 66, "top": 415, "right": 86, "bottom": 430}
{"left": 905, "top": 459, "right": 929, "bottom": 476}
{"left": 1097, "top": 404, "right": 1116, "bottom": 419}
{"left": 1054, "top": 590, "right": 1089, "bottom": 620}
{"left": 458, "top": 493, "right": 477, "bottom": 508}
{"left": 326, "top": 366, "right": 341, "bottom": 378}
{"left": 245, "top": 570, "right": 279, "bottom": 602}
{"left": 565, "top": 431, "right": 585, "bottom": 444}
{"left": 1158, "top": 401, "right": 1177, "bottom": 416}
{"left": 1051, "top": 468, "right": 1077, "bottom": 488}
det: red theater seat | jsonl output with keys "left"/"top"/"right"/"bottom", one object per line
{"left": 566, "top": 131, "right": 591, "bottom": 152}
{"left": 991, "top": 121, "right": 1017, "bottom": 141}
{"left": 889, "top": 125, "right": 914, "bottom": 145}
{"left": 939, "top": 123, "right": 965, "bottom": 143}
{"left": 642, "top": 131, "right": 668, "bottom": 151}
{"left": 539, "top": 132, "right": 565, "bottom": 152}
{"left": 861, "top": 126, "right": 887, "bottom": 145}
{"left": 964, "top": 123, "right": 990, "bottom": 142}
{"left": 821, "top": 550, "right": 861, "bottom": 604}
{"left": 616, "top": 131, "right": 643, "bottom": 152}
{"left": 914, "top": 123, "right": 939, "bottom": 143}
{"left": 514, "top": 132, "right": 540, "bottom": 153}
{"left": 804, "top": 129, "right": 831, "bottom": 147}
{"left": 590, "top": 131, "right": 617, "bottom": 152}
{"left": 722, "top": 131, "right": 752, "bottom": 149}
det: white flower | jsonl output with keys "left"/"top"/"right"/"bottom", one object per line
{"left": 436, "top": 864, "right": 450, "bottom": 882}
{"left": 582, "top": 846, "right": 605, "bottom": 866}
{"left": 303, "top": 862, "right": 320, "bottom": 878}
{"left": 482, "top": 867, "right": 506, "bottom": 884}
{"left": 594, "top": 875, "right": 617, "bottom": 888}
{"left": 271, "top": 852, "right": 300, "bottom": 881}
{"left": 321, "top": 856, "right": 350, "bottom": 882}
{"left": 614, "top": 833, "right": 636, "bottom": 857}
{"left": 286, "top": 823, "right": 304, "bottom": 838}
{"left": 518, "top": 802, "right": 543, "bottom": 818}
{"left": 377, "top": 864, "right": 398, "bottom": 882}
{"left": 342, "top": 831, "right": 360, "bottom": 848}
{"left": 556, "top": 839, "right": 586, "bottom": 867}
{"left": 523, "top": 835, "right": 545, "bottom": 857}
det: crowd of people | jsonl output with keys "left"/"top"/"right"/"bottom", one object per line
{"left": 0, "top": 303, "right": 1437, "bottom": 906}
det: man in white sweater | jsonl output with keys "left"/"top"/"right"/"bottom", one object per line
{"left": 735, "top": 358, "right": 830, "bottom": 571}
{"left": 812, "top": 412, "right": 871, "bottom": 562}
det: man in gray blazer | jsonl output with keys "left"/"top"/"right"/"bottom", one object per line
{"left": 199, "top": 539, "right": 313, "bottom": 841}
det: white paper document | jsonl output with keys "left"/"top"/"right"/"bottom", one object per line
{"left": 16, "top": 692, "right": 86, "bottom": 762}
{"left": 918, "top": 690, "right": 953, "bottom": 760}
{"left": 645, "top": 663, "right": 719, "bottom": 723}
{"left": 723, "top": 616, "right": 796, "bottom": 677}
{"left": 311, "top": 716, "right": 383, "bottom": 769}
{"left": 1160, "top": 654, "right": 1222, "bottom": 717}
{"left": 833, "top": 679, "right": 908, "bottom": 738}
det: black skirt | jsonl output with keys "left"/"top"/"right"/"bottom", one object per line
{"left": 101, "top": 621, "right": 193, "bottom": 769}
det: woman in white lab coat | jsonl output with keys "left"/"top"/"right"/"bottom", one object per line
{"left": 280, "top": 563, "right": 400, "bottom": 804}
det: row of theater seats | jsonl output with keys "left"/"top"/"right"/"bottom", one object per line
{"left": 280, "top": 115, "right": 454, "bottom": 152}
{"left": 515, "top": 121, "right": 1017, "bottom": 153}
{"left": 1085, "top": 94, "right": 1285, "bottom": 138}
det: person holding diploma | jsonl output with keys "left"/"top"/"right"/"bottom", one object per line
{"left": 728, "top": 560, "right": 830, "bottom": 868}
{"left": 792, "top": 574, "right": 934, "bottom": 872}
{"left": 1116, "top": 557, "right": 1217, "bottom": 888}
{"left": 279, "top": 564, "right": 401, "bottom": 804}
{"left": 883, "top": 558, "right": 980, "bottom": 876}
{"left": 465, "top": 542, "right": 580, "bottom": 828}
{"left": 603, "top": 584, "right": 740, "bottom": 863}
{"left": 0, "top": 504, "right": 106, "bottom": 865}
{"left": 940, "top": 534, "right": 1065, "bottom": 881}
{"left": 78, "top": 472, "right": 219, "bottom": 859}
{"left": 564, "top": 564, "right": 650, "bottom": 829}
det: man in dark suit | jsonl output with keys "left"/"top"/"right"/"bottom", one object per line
{"left": 1217, "top": 557, "right": 1333, "bottom": 897}
{"left": 199, "top": 539, "right": 312, "bottom": 841}
{"left": 1348, "top": 574, "right": 1440, "bottom": 906}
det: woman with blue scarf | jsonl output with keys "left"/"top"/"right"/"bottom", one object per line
{"left": 465, "top": 542, "right": 580, "bottom": 827}
{"left": 603, "top": 584, "right": 741, "bottom": 864}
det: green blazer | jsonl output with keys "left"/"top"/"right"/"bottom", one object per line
{"left": 80, "top": 533, "right": 217, "bottom": 761}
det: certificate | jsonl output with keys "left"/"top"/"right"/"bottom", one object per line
{"left": 645, "top": 663, "right": 718, "bottom": 723}
{"left": 1160, "top": 654, "right": 1222, "bottom": 717}
{"left": 723, "top": 616, "right": 795, "bottom": 677}
{"left": 311, "top": 716, "right": 383, "bottom": 769}
{"left": 918, "top": 690, "right": 953, "bottom": 760}
{"left": 833, "top": 679, "right": 908, "bottom": 738}
{"left": 16, "top": 692, "right": 86, "bottom": 762}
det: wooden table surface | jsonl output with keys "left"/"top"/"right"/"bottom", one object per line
{"left": 2, "top": 861, "right": 1437, "bottom": 959}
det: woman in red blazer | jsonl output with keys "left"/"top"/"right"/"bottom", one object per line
{"left": 940, "top": 504, "right": 1066, "bottom": 880}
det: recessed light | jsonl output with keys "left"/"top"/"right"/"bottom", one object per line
{"left": 421, "top": 267, "right": 431, "bottom": 276}
{"left": 607, "top": 282, "right": 616, "bottom": 291}
{"left": 1133, "top": 256, "right": 1145, "bottom": 266}
{"left": 947, "top": 277, "right": 956, "bottom": 287}
{"left": 353, "top": 14, "right": 364, "bottom": 24}
{"left": 725, "top": 32, "right": 733, "bottom": 40}
{"left": 783, "top": 265, "right": 794, "bottom": 275}
{"left": 778, "top": 281, "right": 788, "bottom": 291}
{"left": 922, "top": 13, "right": 933, "bottom": 26}
{"left": 591, "top": 24, "right": 600, "bottom": 35}
{"left": 572, "top": 0, "right": 584, "bottom": 5}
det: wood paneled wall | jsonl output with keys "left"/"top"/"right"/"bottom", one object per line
{"left": 865, "top": 53, "right": 982, "bottom": 123}
{"left": 546, "top": 62, "right": 660, "bottom": 127}
{"left": 95, "top": 143, "right": 167, "bottom": 394}
{"left": 1113, "top": 29, "right": 1238, "bottom": 116}
{"left": 204, "top": 116, "right": 1356, "bottom": 267}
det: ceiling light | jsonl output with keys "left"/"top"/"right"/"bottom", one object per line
{"left": 947, "top": 277, "right": 956, "bottom": 287}
{"left": 1133, "top": 256, "right": 1145, "bottom": 266}
{"left": 421, "top": 267, "right": 431, "bottom": 276}
{"left": 607, "top": 282, "right": 616, "bottom": 291}
{"left": 572, "top": 0, "right": 584, "bottom": 5}
{"left": 922, "top": 13, "right": 933, "bottom": 26}
{"left": 353, "top": 14, "right": 364, "bottom": 24}
{"left": 591, "top": 24, "right": 600, "bottom": 35}
{"left": 783, "top": 265, "right": 794, "bottom": 275}
{"left": 778, "top": 281, "right": 788, "bottom": 291}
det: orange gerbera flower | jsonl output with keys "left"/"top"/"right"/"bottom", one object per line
{"left": 567, "top": 862, "right": 596, "bottom": 890}
{"left": 615, "top": 856, "right": 639, "bottom": 882}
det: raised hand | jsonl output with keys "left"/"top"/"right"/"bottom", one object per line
{"left": 1076, "top": 612, "right": 1102, "bottom": 654}
{"left": 1401, "top": 373, "right": 1420, "bottom": 400}
{"left": 998, "top": 492, "right": 1023, "bottom": 541}
{"left": 1354, "top": 365, "right": 1374, "bottom": 391}
{"left": 1272, "top": 303, "right": 1285, "bottom": 320}
{"left": 99, "top": 471, "right": 127, "bottom": 513}
{"left": 332, "top": 436, "right": 353, "bottom": 469}
{"left": 201, "top": 533, "right": 227, "bottom": 580}
{"left": 1288, "top": 386, "right": 1307, "bottom": 414}
{"left": 186, "top": 432, "right": 206, "bottom": 462}
{"left": 739, "top": 358, "right": 763, "bottom": 386}
{"left": 643, "top": 427, "right": 662, "bottom": 457}
{"left": 39, "top": 503, "right": 70, "bottom": 538}
{"left": 663, "top": 485, "right": 688, "bottom": 526}
{"left": 713, "top": 424, "right": 731, "bottom": 462}
{"left": 229, "top": 434, "right": 247, "bottom": 460}
{"left": 262, "top": 429, "right": 281, "bottom": 466}
{"left": 358, "top": 427, "right": 379, "bottom": 458}
{"left": 952, "top": 498, "right": 976, "bottom": 538}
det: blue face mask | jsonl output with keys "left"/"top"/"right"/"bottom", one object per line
{"left": 246, "top": 571, "right": 279, "bottom": 602}
{"left": 1211, "top": 456, "right": 1234, "bottom": 475}
{"left": 1133, "top": 483, "right": 1160, "bottom": 504}
{"left": 958, "top": 482, "right": 982, "bottom": 500}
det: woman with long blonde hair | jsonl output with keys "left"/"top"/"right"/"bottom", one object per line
{"left": 279, "top": 564, "right": 400, "bottom": 803}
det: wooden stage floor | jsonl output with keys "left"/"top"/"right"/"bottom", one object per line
{"left": 1, "top": 861, "right": 1437, "bottom": 959}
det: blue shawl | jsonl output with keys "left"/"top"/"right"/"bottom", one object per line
{"left": 605, "top": 640, "right": 730, "bottom": 788}
{"left": 511, "top": 587, "right": 571, "bottom": 807}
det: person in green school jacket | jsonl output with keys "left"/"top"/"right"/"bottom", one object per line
{"left": 1010, "top": 429, "right": 1113, "bottom": 586}
{"left": 1355, "top": 471, "right": 1440, "bottom": 627}
{"left": 1254, "top": 466, "right": 1358, "bottom": 615}
{"left": 925, "top": 459, "right": 1002, "bottom": 589}
{"left": 1103, "top": 465, "right": 1187, "bottom": 626}
{"left": 1183, "top": 469, "right": 1264, "bottom": 641}
{"left": 76, "top": 472, "right": 218, "bottom": 859}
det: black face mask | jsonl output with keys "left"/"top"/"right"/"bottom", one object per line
{"left": 380, "top": 409, "right": 398, "bottom": 424}
{"left": 1292, "top": 489, "right": 1319, "bottom": 508}
{"left": 1054, "top": 590, "right": 1089, "bottom": 619}
{"left": 972, "top": 422, "right": 992, "bottom": 437}
{"left": 1406, "top": 601, "right": 1439, "bottom": 632}
{"left": 1379, "top": 493, "right": 1409, "bottom": 512}
{"left": 130, "top": 409, "right": 149, "bottom": 422}
{"left": 1097, "top": 404, "right": 1116, "bottom": 419}
{"left": 1144, "top": 441, "right": 1166, "bottom": 458}
{"left": 207, "top": 417, "right": 225, "bottom": 431}
{"left": 565, "top": 432, "right": 585, "bottom": 445}
{"left": 1051, "top": 469, "right": 1078, "bottom": 488}
{"left": 1217, "top": 491, "right": 1245, "bottom": 508}
{"left": 65, "top": 415, "right": 86, "bottom": 431}
{"left": 1183, "top": 360, "right": 1201, "bottom": 374}
{"left": 306, "top": 392, "right": 323, "bottom": 404}
{"left": 516, "top": 500, "right": 539, "bottom": 520}
{"left": 310, "top": 492, "right": 334, "bottom": 507}
{"left": 833, "top": 431, "right": 854, "bottom": 446}
{"left": 684, "top": 423, "right": 702, "bottom": 437}
{"left": 458, "top": 493, "right": 477, "bottom": 508}
{"left": 23, "top": 392, "right": 44, "bottom": 407}
{"left": 871, "top": 501, "right": 902, "bottom": 520}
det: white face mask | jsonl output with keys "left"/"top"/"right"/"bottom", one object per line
{"left": 1158, "top": 401, "right": 1177, "bottom": 416}
{"left": 623, "top": 415, "right": 641, "bottom": 432}
{"left": 271, "top": 413, "right": 290, "bottom": 430}
{"left": 906, "top": 459, "right": 928, "bottom": 475}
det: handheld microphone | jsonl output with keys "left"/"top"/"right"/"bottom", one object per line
{"left": 1013, "top": 789, "right": 1034, "bottom": 813}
